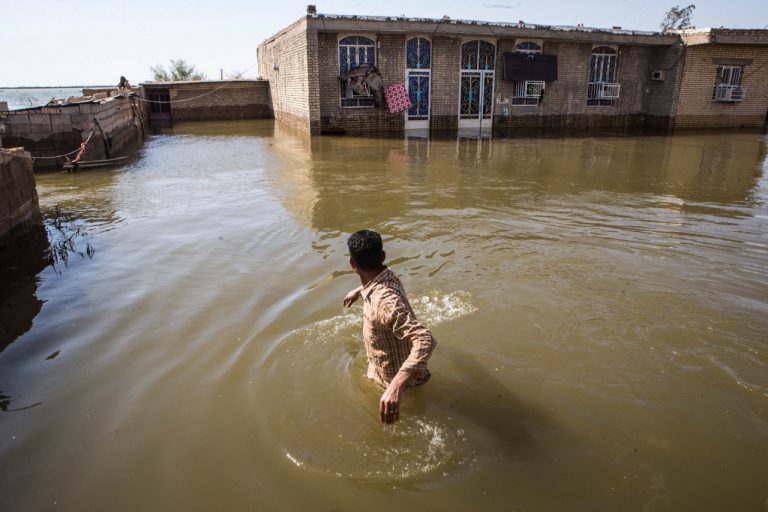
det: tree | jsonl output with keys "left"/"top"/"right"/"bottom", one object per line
{"left": 660, "top": 4, "right": 696, "bottom": 32}
{"left": 226, "top": 70, "right": 244, "bottom": 79}
{"left": 150, "top": 59, "right": 207, "bottom": 81}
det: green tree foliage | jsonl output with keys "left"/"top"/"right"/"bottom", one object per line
{"left": 150, "top": 59, "right": 207, "bottom": 81}
{"left": 660, "top": 4, "right": 696, "bottom": 32}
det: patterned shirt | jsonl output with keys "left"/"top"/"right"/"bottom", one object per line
{"left": 360, "top": 267, "right": 436, "bottom": 388}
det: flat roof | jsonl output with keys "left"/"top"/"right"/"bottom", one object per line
{"left": 141, "top": 79, "right": 266, "bottom": 87}
{"left": 300, "top": 12, "right": 679, "bottom": 46}
{"left": 676, "top": 27, "right": 768, "bottom": 46}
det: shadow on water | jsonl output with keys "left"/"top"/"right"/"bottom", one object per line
{"left": 0, "top": 222, "right": 49, "bottom": 354}
{"left": 0, "top": 222, "right": 49, "bottom": 413}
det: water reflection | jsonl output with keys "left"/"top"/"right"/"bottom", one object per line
{"left": 0, "top": 222, "right": 48, "bottom": 353}
{"left": 301, "top": 133, "right": 765, "bottom": 233}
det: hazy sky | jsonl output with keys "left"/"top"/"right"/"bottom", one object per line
{"left": 2, "top": 0, "right": 766, "bottom": 86}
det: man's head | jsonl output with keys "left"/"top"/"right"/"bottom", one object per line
{"left": 347, "top": 229, "right": 386, "bottom": 272}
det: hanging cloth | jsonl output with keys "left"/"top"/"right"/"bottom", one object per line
{"left": 384, "top": 83, "right": 412, "bottom": 114}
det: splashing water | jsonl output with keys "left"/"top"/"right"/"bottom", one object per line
{"left": 265, "top": 290, "right": 479, "bottom": 481}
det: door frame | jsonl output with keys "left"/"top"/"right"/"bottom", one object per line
{"left": 405, "top": 37, "right": 432, "bottom": 130}
{"left": 457, "top": 39, "right": 496, "bottom": 130}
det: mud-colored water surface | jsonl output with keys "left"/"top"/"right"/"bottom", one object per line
{"left": 1, "top": 120, "right": 767, "bottom": 511}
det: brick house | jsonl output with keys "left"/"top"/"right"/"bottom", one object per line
{"left": 257, "top": 8, "right": 768, "bottom": 135}
{"left": 673, "top": 29, "right": 768, "bottom": 129}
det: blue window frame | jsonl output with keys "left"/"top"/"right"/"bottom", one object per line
{"left": 339, "top": 36, "right": 376, "bottom": 107}
{"left": 406, "top": 38, "right": 431, "bottom": 70}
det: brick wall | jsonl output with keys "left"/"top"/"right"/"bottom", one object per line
{"left": 0, "top": 148, "right": 40, "bottom": 237}
{"left": 311, "top": 33, "right": 682, "bottom": 135}
{"left": 493, "top": 41, "right": 678, "bottom": 134}
{"left": 260, "top": 18, "right": 767, "bottom": 136}
{"left": 317, "top": 32, "right": 406, "bottom": 134}
{"left": 429, "top": 36, "right": 461, "bottom": 132}
{"left": 0, "top": 96, "right": 143, "bottom": 170}
{"left": 145, "top": 81, "right": 271, "bottom": 121}
{"left": 258, "top": 18, "right": 315, "bottom": 133}
{"left": 673, "top": 45, "right": 768, "bottom": 129}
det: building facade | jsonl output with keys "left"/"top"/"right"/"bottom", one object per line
{"left": 258, "top": 10, "right": 768, "bottom": 135}
{"left": 674, "top": 29, "right": 768, "bottom": 129}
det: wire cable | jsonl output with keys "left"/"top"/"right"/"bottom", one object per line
{"left": 31, "top": 129, "right": 94, "bottom": 160}
{"left": 135, "top": 61, "right": 260, "bottom": 104}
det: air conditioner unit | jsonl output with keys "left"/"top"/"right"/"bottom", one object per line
{"left": 714, "top": 84, "right": 746, "bottom": 102}
{"left": 600, "top": 83, "right": 621, "bottom": 99}
{"left": 524, "top": 80, "right": 545, "bottom": 98}
{"left": 651, "top": 70, "right": 664, "bottom": 81}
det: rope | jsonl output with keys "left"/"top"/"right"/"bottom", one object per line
{"left": 31, "top": 129, "right": 94, "bottom": 160}
{"left": 135, "top": 61, "right": 259, "bottom": 104}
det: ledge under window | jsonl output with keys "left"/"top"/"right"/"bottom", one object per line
{"left": 341, "top": 97, "right": 375, "bottom": 108}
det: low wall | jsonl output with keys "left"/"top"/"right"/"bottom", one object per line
{"left": 0, "top": 148, "right": 40, "bottom": 237}
{"left": 0, "top": 94, "right": 144, "bottom": 171}
{"left": 141, "top": 80, "right": 272, "bottom": 125}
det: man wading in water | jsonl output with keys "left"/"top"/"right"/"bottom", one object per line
{"left": 342, "top": 230, "right": 437, "bottom": 424}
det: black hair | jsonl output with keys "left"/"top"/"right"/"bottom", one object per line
{"left": 347, "top": 230, "right": 385, "bottom": 272}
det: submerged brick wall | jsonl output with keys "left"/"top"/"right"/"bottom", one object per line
{"left": 317, "top": 32, "right": 406, "bottom": 134}
{"left": 429, "top": 36, "right": 461, "bottom": 132}
{"left": 673, "top": 44, "right": 768, "bottom": 129}
{"left": 260, "top": 17, "right": 767, "bottom": 136}
{"left": 258, "top": 18, "right": 315, "bottom": 133}
{"left": 142, "top": 81, "right": 271, "bottom": 122}
{"left": 493, "top": 41, "right": 678, "bottom": 134}
{"left": 312, "top": 33, "right": 681, "bottom": 135}
{"left": 0, "top": 148, "right": 40, "bottom": 237}
{"left": 0, "top": 96, "right": 143, "bottom": 170}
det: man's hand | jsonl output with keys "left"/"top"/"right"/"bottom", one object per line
{"left": 343, "top": 286, "right": 362, "bottom": 307}
{"left": 379, "top": 370, "right": 413, "bottom": 424}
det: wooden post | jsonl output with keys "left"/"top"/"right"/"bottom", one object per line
{"left": 93, "top": 117, "right": 111, "bottom": 159}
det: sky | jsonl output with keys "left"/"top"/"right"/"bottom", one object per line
{"left": 1, "top": 0, "right": 766, "bottom": 86}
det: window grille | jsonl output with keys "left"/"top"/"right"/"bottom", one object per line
{"left": 339, "top": 36, "right": 376, "bottom": 108}
{"left": 462, "top": 40, "right": 496, "bottom": 70}
{"left": 514, "top": 41, "right": 542, "bottom": 54}
{"left": 406, "top": 38, "right": 432, "bottom": 121}
{"left": 406, "top": 38, "right": 431, "bottom": 70}
{"left": 712, "top": 65, "right": 746, "bottom": 102}
{"left": 587, "top": 46, "right": 619, "bottom": 106}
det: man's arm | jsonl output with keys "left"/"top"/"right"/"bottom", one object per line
{"left": 342, "top": 285, "right": 363, "bottom": 307}
{"left": 379, "top": 296, "right": 437, "bottom": 423}
{"left": 379, "top": 370, "right": 412, "bottom": 423}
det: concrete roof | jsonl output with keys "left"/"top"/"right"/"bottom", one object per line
{"left": 676, "top": 28, "right": 768, "bottom": 46}
{"left": 141, "top": 79, "right": 266, "bottom": 87}
{"left": 305, "top": 12, "right": 679, "bottom": 46}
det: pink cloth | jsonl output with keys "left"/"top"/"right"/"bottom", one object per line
{"left": 384, "top": 83, "right": 412, "bottom": 114}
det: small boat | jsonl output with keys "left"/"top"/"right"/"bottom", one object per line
{"left": 63, "top": 156, "right": 128, "bottom": 170}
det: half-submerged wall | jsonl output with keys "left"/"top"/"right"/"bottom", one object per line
{"left": 0, "top": 148, "right": 40, "bottom": 237}
{"left": 141, "top": 80, "right": 272, "bottom": 126}
{"left": 0, "top": 93, "right": 144, "bottom": 171}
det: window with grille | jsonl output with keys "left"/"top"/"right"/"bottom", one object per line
{"left": 512, "top": 41, "right": 543, "bottom": 105}
{"left": 339, "top": 36, "right": 376, "bottom": 108}
{"left": 587, "top": 46, "right": 619, "bottom": 106}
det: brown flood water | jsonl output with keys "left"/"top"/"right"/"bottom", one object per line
{"left": 1, "top": 120, "right": 767, "bottom": 511}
